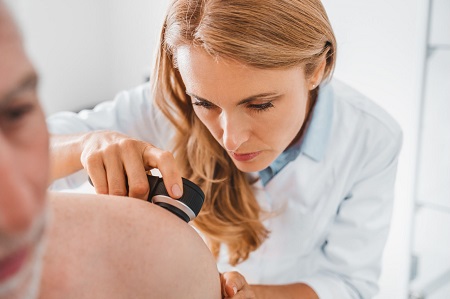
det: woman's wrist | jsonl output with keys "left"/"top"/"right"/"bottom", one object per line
{"left": 50, "top": 133, "right": 86, "bottom": 181}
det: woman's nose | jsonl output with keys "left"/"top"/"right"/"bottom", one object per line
{"left": 220, "top": 113, "right": 250, "bottom": 152}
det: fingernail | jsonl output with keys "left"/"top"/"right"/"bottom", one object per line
{"left": 233, "top": 286, "right": 237, "bottom": 295}
{"left": 171, "top": 184, "right": 182, "bottom": 198}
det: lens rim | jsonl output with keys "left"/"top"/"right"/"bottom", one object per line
{"left": 151, "top": 195, "right": 196, "bottom": 221}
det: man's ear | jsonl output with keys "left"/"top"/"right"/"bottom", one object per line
{"left": 308, "top": 58, "right": 327, "bottom": 90}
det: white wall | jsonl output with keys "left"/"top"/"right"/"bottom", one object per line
{"left": 410, "top": 0, "right": 450, "bottom": 297}
{"left": 7, "top": 1, "right": 437, "bottom": 298}
{"left": 108, "top": 0, "right": 167, "bottom": 91}
{"left": 8, "top": 0, "right": 112, "bottom": 113}
{"left": 321, "top": 1, "right": 427, "bottom": 298}
{"left": 6, "top": 0, "right": 169, "bottom": 114}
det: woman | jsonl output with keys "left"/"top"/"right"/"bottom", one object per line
{"left": 48, "top": 0, "right": 403, "bottom": 298}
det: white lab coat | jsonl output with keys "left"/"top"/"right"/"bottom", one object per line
{"left": 47, "top": 80, "right": 403, "bottom": 299}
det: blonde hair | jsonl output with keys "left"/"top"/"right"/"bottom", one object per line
{"left": 153, "top": 0, "right": 336, "bottom": 265}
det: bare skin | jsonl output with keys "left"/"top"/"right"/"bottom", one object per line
{"left": 40, "top": 192, "right": 221, "bottom": 299}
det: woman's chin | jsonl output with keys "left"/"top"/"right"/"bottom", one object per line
{"left": 232, "top": 158, "right": 272, "bottom": 173}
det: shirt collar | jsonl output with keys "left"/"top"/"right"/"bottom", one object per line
{"left": 299, "top": 82, "right": 334, "bottom": 162}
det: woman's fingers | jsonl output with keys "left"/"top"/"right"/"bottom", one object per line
{"left": 102, "top": 144, "right": 128, "bottom": 197}
{"left": 83, "top": 152, "right": 108, "bottom": 195}
{"left": 221, "top": 271, "right": 255, "bottom": 299}
{"left": 121, "top": 141, "right": 150, "bottom": 200}
{"left": 222, "top": 272, "right": 244, "bottom": 297}
{"left": 81, "top": 131, "right": 182, "bottom": 200}
{"left": 143, "top": 145, "right": 183, "bottom": 199}
{"left": 220, "top": 272, "right": 238, "bottom": 298}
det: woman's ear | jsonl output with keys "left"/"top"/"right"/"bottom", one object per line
{"left": 308, "top": 58, "right": 327, "bottom": 90}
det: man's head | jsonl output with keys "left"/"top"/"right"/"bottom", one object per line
{"left": 0, "top": 1, "right": 49, "bottom": 298}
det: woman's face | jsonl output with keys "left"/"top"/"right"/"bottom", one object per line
{"left": 176, "top": 46, "right": 314, "bottom": 173}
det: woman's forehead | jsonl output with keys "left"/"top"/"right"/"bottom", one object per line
{"left": 176, "top": 46, "right": 306, "bottom": 106}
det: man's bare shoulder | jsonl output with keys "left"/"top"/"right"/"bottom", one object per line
{"left": 40, "top": 192, "right": 221, "bottom": 299}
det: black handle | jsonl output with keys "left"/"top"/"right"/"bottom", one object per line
{"left": 88, "top": 175, "right": 205, "bottom": 222}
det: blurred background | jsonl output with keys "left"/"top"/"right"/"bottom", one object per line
{"left": 6, "top": 0, "right": 449, "bottom": 298}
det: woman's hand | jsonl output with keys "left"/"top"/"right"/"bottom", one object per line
{"left": 80, "top": 130, "right": 183, "bottom": 200}
{"left": 221, "top": 271, "right": 256, "bottom": 299}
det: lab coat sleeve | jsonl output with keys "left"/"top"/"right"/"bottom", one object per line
{"left": 301, "top": 129, "right": 403, "bottom": 299}
{"left": 47, "top": 83, "right": 174, "bottom": 189}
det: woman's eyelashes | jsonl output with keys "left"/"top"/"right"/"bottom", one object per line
{"left": 248, "top": 101, "right": 274, "bottom": 112}
{"left": 191, "top": 97, "right": 275, "bottom": 112}
{"left": 192, "top": 98, "right": 216, "bottom": 109}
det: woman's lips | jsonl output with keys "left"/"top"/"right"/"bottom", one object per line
{"left": 0, "top": 247, "right": 29, "bottom": 282}
{"left": 231, "top": 151, "right": 261, "bottom": 162}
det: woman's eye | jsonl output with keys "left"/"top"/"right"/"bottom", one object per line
{"left": 192, "top": 99, "right": 215, "bottom": 109}
{"left": 248, "top": 102, "right": 274, "bottom": 112}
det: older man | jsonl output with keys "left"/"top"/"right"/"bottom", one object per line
{"left": 0, "top": 2, "right": 221, "bottom": 298}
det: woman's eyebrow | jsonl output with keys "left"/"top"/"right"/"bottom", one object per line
{"left": 186, "top": 91, "right": 280, "bottom": 106}
{"left": 0, "top": 72, "right": 38, "bottom": 108}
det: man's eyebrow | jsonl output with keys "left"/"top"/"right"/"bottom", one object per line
{"left": 186, "top": 91, "right": 280, "bottom": 106}
{"left": 0, "top": 73, "right": 39, "bottom": 108}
